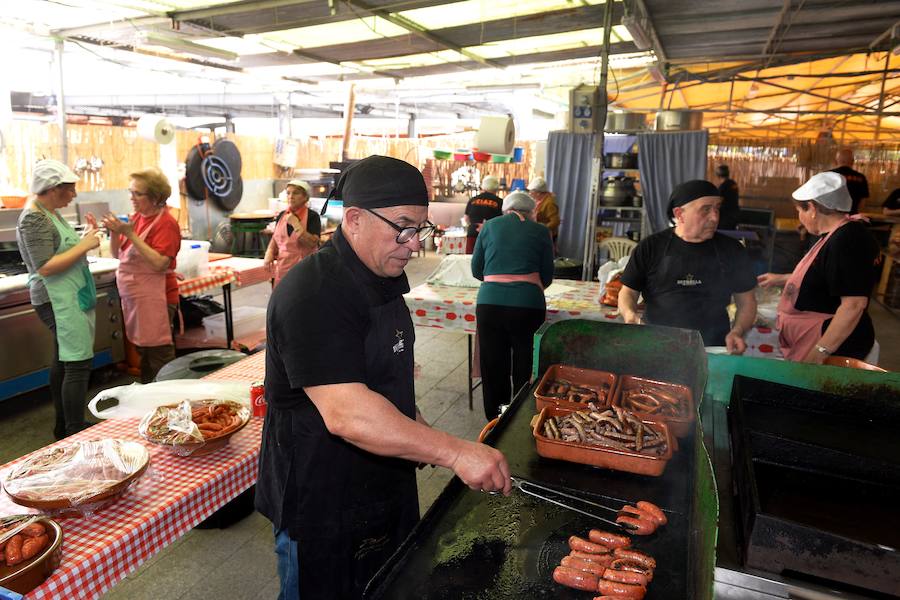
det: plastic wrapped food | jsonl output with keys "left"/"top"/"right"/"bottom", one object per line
{"left": 139, "top": 399, "right": 250, "bottom": 456}
{"left": 1, "top": 440, "right": 149, "bottom": 510}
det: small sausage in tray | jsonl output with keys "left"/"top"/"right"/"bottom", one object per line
{"left": 541, "top": 378, "right": 611, "bottom": 405}
{"left": 541, "top": 405, "right": 668, "bottom": 457}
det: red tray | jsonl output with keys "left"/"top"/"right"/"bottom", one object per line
{"left": 533, "top": 364, "right": 617, "bottom": 412}
{"left": 613, "top": 376, "right": 695, "bottom": 438}
{"left": 533, "top": 406, "right": 674, "bottom": 476}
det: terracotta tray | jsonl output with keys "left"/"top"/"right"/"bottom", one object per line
{"left": 532, "top": 406, "right": 674, "bottom": 477}
{"left": 141, "top": 400, "right": 251, "bottom": 457}
{"left": 613, "top": 375, "right": 695, "bottom": 438}
{"left": 2, "top": 440, "right": 150, "bottom": 515}
{"left": 0, "top": 517, "right": 63, "bottom": 594}
{"left": 533, "top": 364, "right": 617, "bottom": 413}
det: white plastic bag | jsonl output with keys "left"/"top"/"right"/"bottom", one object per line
{"left": 596, "top": 255, "right": 631, "bottom": 300}
{"left": 88, "top": 379, "right": 251, "bottom": 420}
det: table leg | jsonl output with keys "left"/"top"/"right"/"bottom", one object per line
{"left": 223, "top": 283, "right": 234, "bottom": 349}
{"left": 467, "top": 336, "right": 481, "bottom": 412}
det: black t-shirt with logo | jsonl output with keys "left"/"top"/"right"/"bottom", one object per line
{"left": 621, "top": 229, "right": 756, "bottom": 345}
{"left": 794, "top": 220, "right": 880, "bottom": 358}
{"left": 464, "top": 192, "right": 503, "bottom": 237}
{"left": 830, "top": 166, "right": 869, "bottom": 214}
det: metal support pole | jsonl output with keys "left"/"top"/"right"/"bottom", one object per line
{"left": 581, "top": 0, "right": 615, "bottom": 282}
{"left": 874, "top": 51, "right": 891, "bottom": 141}
{"left": 53, "top": 39, "right": 68, "bottom": 164}
{"left": 407, "top": 113, "right": 417, "bottom": 139}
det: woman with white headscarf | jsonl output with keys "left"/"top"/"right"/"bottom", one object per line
{"left": 757, "top": 172, "right": 880, "bottom": 363}
{"left": 471, "top": 191, "right": 554, "bottom": 420}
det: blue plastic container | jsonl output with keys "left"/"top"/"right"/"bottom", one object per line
{"left": 512, "top": 147, "right": 524, "bottom": 162}
{"left": 510, "top": 178, "right": 526, "bottom": 191}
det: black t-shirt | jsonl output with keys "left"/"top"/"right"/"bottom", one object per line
{"left": 717, "top": 178, "right": 740, "bottom": 230}
{"left": 275, "top": 207, "right": 322, "bottom": 237}
{"left": 621, "top": 229, "right": 757, "bottom": 345}
{"left": 259, "top": 227, "right": 417, "bottom": 534}
{"left": 883, "top": 188, "right": 900, "bottom": 210}
{"left": 464, "top": 192, "right": 503, "bottom": 237}
{"left": 830, "top": 166, "right": 869, "bottom": 214}
{"left": 795, "top": 220, "right": 880, "bottom": 358}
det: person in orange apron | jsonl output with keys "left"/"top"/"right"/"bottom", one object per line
{"left": 758, "top": 172, "right": 881, "bottom": 363}
{"left": 471, "top": 191, "right": 555, "bottom": 420}
{"left": 102, "top": 168, "right": 181, "bottom": 383}
{"left": 17, "top": 159, "right": 101, "bottom": 439}
{"left": 264, "top": 179, "right": 321, "bottom": 286}
{"left": 528, "top": 176, "right": 560, "bottom": 250}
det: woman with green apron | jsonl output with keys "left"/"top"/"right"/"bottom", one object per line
{"left": 16, "top": 160, "right": 100, "bottom": 439}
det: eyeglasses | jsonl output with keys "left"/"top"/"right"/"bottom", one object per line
{"left": 364, "top": 208, "right": 435, "bottom": 244}
{"left": 128, "top": 189, "right": 150, "bottom": 198}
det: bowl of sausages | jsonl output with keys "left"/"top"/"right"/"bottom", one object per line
{"left": 139, "top": 399, "right": 251, "bottom": 456}
{"left": 613, "top": 376, "right": 695, "bottom": 438}
{"left": 0, "top": 516, "right": 63, "bottom": 595}
{"left": 533, "top": 364, "right": 618, "bottom": 413}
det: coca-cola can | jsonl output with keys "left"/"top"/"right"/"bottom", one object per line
{"left": 250, "top": 381, "right": 267, "bottom": 418}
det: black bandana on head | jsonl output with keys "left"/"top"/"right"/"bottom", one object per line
{"left": 667, "top": 180, "right": 721, "bottom": 220}
{"left": 321, "top": 155, "right": 428, "bottom": 215}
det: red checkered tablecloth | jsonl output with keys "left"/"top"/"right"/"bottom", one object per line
{"left": 177, "top": 265, "right": 237, "bottom": 296}
{"left": 405, "top": 281, "right": 619, "bottom": 334}
{"left": 213, "top": 257, "right": 271, "bottom": 289}
{"left": 206, "top": 350, "right": 267, "bottom": 383}
{"left": 0, "top": 416, "right": 262, "bottom": 600}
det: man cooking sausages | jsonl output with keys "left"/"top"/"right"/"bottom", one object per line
{"left": 256, "top": 155, "right": 512, "bottom": 600}
{"left": 617, "top": 180, "right": 758, "bottom": 353}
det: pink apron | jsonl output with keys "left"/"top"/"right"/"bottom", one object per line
{"left": 273, "top": 208, "right": 317, "bottom": 286}
{"left": 117, "top": 211, "right": 173, "bottom": 348}
{"left": 776, "top": 218, "right": 850, "bottom": 360}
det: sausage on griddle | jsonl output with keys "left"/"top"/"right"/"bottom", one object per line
{"left": 553, "top": 565, "right": 600, "bottom": 591}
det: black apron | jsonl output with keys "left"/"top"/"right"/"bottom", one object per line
{"left": 257, "top": 276, "right": 419, "bottom": 599}
{"left": 643, "top": 232, "right": 731, "bottom": 345}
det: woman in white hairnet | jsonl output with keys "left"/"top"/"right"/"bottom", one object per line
{"left": 471, "top": 191, "right": 554, "bottom": 420}
{"left": 758, "top": 172, "right": 880, "bottom": 363}
{"left": 527, "top": 176, "right": 560, "bottom": 248}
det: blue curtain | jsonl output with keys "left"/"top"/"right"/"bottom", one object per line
{"left": 637, "top": 130, "right": 709, "bottom": 233}
{"left": 548, "top": 131, "right": 595, "bottom": 261}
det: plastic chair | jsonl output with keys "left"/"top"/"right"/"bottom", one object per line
{"left": 599, "top": 236, "right": 637, "bottom": 262}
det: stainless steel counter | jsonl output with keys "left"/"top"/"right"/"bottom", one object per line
{"left": 0, "top": 257, "right": 124, "bottom": 401}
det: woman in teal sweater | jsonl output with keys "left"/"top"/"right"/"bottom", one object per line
{"left": 471, "top": 191, "right": 555, "bottom": 419}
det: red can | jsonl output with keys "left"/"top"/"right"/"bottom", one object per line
{"left": 250, "top": 381, "right": 267, "bottom": 418}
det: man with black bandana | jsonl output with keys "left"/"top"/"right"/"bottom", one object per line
{"left": 618, "top": 180, "right": 758, "bottom": 353}
{"left": 256, "top": 155, "right": 512, "bottom": 600}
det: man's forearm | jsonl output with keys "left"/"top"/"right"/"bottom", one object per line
{"left": 618, "top": 286, "right": 641, "bottom": 323}
{"left": 307, "top": 383, "right": 462, "bottom": 468}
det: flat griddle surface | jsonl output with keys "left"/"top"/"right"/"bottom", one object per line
{"left": 366, "top": 385, "right": 697, "bottom": 599}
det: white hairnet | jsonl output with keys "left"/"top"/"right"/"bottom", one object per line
{"left": 527, "top": 176, "right": 548, "bottom": 192}
{"left": 481, "top": 176, "right": 500, "bottom": 192}
{"left": 502, "top": 191, "right": 536, "bottom": 213}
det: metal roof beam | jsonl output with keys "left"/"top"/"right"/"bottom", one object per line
{"left": 300, "top": 3, "right": 614, "bottom": 63}
{"left": 340, "top": 0, "right": 506, "bottom": 69}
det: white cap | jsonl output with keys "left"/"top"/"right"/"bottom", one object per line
{"left": 527, "top": 176, "right": 548, "bottom": 192}
{"left": 286, "top": 179, "right": 311, "bottom": 196}
{"left": 31, "top": 159, "right": 79, "bottom": 194}
{"left": 502, "top": 191, "right": 535, "bottom": 212}
{"left": 792, "top": 171, "right": 852, "bottom": 212}
{"left": 481, "top": 176, "right": 500, "bottom": 192}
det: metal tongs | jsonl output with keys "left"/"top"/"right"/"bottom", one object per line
{"left": 491, "top": 477, "right": 665, "bottom": 534}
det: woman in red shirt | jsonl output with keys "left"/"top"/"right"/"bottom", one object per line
{"left": 102, "top": 168, "right": 181, "bottom": 382}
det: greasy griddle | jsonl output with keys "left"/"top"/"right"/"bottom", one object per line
{"left": 365, "top": 383, "right": 697, "bottom": 599}
{"left": 729, "top": 375, "right": 900, "bottom": 596}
